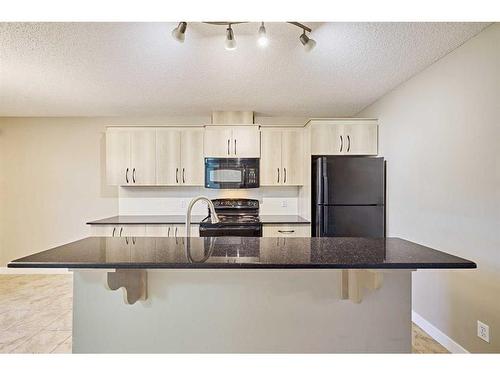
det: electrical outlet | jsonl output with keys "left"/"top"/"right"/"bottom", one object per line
{"left": 477, "top": 320, "right": 490, "bottom": 343}
{"left": 281, "top": 200, "right": 288, "bottom": 208}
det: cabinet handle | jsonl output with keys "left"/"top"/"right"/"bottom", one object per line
{"left": 112, "top": 227, "right": 116, "bottom": 237}
{"left": 132, "top": 237, "right": 136, "bottom": 245}
{"left": 284, "top": 168, "right": 287, "bottom": 184}
{"left": 278, "top": 230, "right": 295, "bottom": 233}
{"left": 125, "top": 237, "right": 129, "bottom": 245}
{"left": 234, "top": 139, "right": 237, "bottom": 155}
{"left": 347, "top": 135, "right": 351, "bottom": 152}
{"left": 125, "top": 168, "right": 129, "bottom": 183}
{"left": 132, "top": 168, "right": 136, "bottom": 183}
{"left": 119, "top": 227, "right": 123, "bottom": 237}
{"left": 227, "top": 139, "right": 230, "bottom": 155}
{"left": 176, "top": 168, "right": 179, "bottom": 184}
{"left": 182, "top": 168, "right": 185, "bottom": 184}
{"left": 277, "top": 168, "right": 280, "bottom": 183}
{"left": 175, "top": 227, "right": 178, "bottom": 237}
{"left": 340, "top": 135, "right": 343, "bottom": 152}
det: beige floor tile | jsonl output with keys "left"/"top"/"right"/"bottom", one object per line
{"left": 7, "top": 308, "right": 66, "bottom": 332}
{"left": 0, "top": 329, "right": 39, "bottom": 353}
{"left": 412, "top": 323, "right": 449, "bottom": 353}
{"left": 0, "top": 309, "right": 32, "bottom": 331}
{"left": 46, "top": 311, "right": 72, "bottom": 331}
{"left": 51, "top": 336, "right": 72, "bottom": 354}
{"left": 10, "top": 330, "right": 71, "bottom": 354}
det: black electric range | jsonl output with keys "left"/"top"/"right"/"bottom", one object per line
{"left": 199, "top": 198, "right": 262, "bottom": 237}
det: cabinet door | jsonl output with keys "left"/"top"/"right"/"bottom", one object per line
{"left": 181, "top": 129, "right": 204, "bottom": 185}
{"left": 156, "top": 129, "right": 181, "bottom": 185}
{"left": 260, "top": 129, "right": 282, "bottom": 185}
{"left": 232, "top": 126, "right": 260, "bottom": 157}
{"left": 130, "top": 129, "right": 156, "bottom": 185}
{"left": 204, "top": 127, "right": 233, "bottom": 157}
{"left": 106, "top": 128, "right": 130, "bottom": 185}
{"left": 310, "top": 122, "right": 344, "bottom": 155}
{"left": 343, "top": 122, "right": 378, "bottom": 155}
{"left": 281, "top": 129, "right": 303, "bottom": 185}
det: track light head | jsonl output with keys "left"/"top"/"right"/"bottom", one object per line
{"left": 225, "top": 25, "right": 237, "bottom": 50}
{"left": 172, "top": 22, "right": 187, "bottom": 43}
{"left": 299, "top": 31, "right": 316, "bottom": 52}
{"left": 257, "top": 22, "right": 268, "bottom": 47}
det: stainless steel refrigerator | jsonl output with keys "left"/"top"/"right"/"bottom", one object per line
{"left": 312, "top": 156, "right": 385, "bottom": 237}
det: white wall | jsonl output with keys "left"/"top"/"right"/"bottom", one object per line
{"left": 358, "top": 23, "right": 500, "bottom": 352}
{"left": 0, "top": 118, "right": 118, "bottom": 266}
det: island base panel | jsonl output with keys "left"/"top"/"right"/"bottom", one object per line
{"left": 72, "top": 269, "right": 412, "bottom": 353}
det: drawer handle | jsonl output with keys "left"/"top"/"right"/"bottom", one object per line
{"left": 176, "top": 168, "right": 179, "bottom": 184}
{"left": 284, "top": 168, "right": 287, "bottom": 184}
{"left": 340, "top": 135, "right": 343, "bottom": 152}
{"left": 112, "top": 227, "right": 116, "bottom": 237}
{"left": 278, "top": 230, "right": 295, "bottom": 233}
{"left": 182, "top": 168, "right": 185, "bottom": 184}
{"left": 168, "top": 227, "right": 171, "bottom": 237}
{"left": 347, "top": 135, "right": 351, "bottom": 152}
{"left": 125, "top": 237, "right": 129, "bottom": 245}
{"left": 119, "top": 227, "right": 123, "bottom": 237}
{"left": 132, "top": 168, "right": 136, "bottom": 183}
{"left": 125, "top": 168, "right": 129, "bottom": 184}
{"left": 277, "top": 168, "right": 280, "bottom": 183}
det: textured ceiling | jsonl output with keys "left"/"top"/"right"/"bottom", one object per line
{"left": 0, "top": 22, "right": 490, "bottom": 117}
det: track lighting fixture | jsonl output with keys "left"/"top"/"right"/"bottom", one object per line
{"left": 257, "top": 22, "right": 268, "bottom": 47}
{"left": 225, "top": 24, "right": 237, "bottom": 50}
{"left": 299, "top": 31, "right": 316, "bottom": 52}
{"left": 172, "top": 22, "right": 187, "bottom": 43}
{"left": 171, "top": 22, "right": 316, "bottom": 51}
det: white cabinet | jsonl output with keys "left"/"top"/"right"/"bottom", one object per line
{"left": 106, "top": 128, "right": 156, "bottom": 186}
{"left": 310, "top": 120, "right": 378, "bottom": 156}
{"left": 262, "top": 224, "right": 311, "bottom": 238}
{"left": 91, "top": 224, "right": 146, "bottom": 237}
{"left": 91, "top": 224, "right": 199, "bottom": 237}
{"left": 156, "top": 129, "right": 204, "bottom": 186}
{"left": 260, "top": 128, "right": 303, "bottom": 185}
{"left": 204, "top": 126, "right": 260, "bottom": 157}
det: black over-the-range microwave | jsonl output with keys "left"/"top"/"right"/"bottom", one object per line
{"left": 205, "top": 158, "right": 259, "bottom": 189}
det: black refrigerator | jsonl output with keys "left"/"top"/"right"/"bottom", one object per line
{"left": 312, "top": 156, "right": 385, "bottom": 237}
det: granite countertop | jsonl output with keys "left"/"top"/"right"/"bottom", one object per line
{"left": 8, "top": 237, "right": 476, "bottom": 270}
{"left": 87, "top": 215, "right": 310, "bottom": 225}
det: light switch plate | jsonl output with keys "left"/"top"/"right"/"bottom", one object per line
{"left": 477, "top": 320, "right": 490, "bottom": 343}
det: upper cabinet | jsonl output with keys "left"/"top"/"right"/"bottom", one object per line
{"left": 309, "top": 119, "right": 378, "bottom": 155}
{"left": 261, "top": 128, "right": 303, "bottom": 186}
{"left": 106, "top": 127, "right": 204, "bottom": 186}
{"left": 156, "top": 128, "right": 204, "bottom": 186}
{"left": 204, "top": 126, "right": 260, "bottom": 158}
{"left": 106, "top": 127, "right": 156, "bottom": 186}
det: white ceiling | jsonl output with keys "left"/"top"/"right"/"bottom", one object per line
{"left": 0, "top": 22, "right": 490, "bottom": 117}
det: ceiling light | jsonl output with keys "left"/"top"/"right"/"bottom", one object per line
{"left": 225, "top": 25, "right": 237, "bottom": 50}
{"left": 299, "top": 31, "right": 316, "bottom": 52}
{"left": 257, "top": 22, "right": 268, "bottom": 47}
{"left": 172, "top": 22, "right": 187, "bottom": 43}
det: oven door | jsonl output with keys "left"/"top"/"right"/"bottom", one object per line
{"left": 205, "top": 158, "right": 259, "bottom": 189}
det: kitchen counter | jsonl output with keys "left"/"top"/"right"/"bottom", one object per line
{"left": 8, "top": 237, "right": 475, "bottom": 270}
{"left": 86, "top": 215, "right": 310, "bottom": 225}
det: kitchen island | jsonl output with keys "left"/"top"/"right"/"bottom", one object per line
{"left": 9, "top": 237, "right": 475, "bottom": 353}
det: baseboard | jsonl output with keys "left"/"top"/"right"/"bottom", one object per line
{"left": 412, "top": 310, "right": 469, "bottom": 353}
{"left": 0, "top": 267, "right": 71, "bottom": 275}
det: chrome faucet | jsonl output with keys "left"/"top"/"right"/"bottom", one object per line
{"left": 186, "top": 196, "right": 219, "bottom": 237}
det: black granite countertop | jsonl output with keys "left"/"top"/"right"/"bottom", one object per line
{"left": 8, "top": 237, "right": 475, "bottom": 270}
{"left": 87, "top": 215, "right": 310, "bottom": 225}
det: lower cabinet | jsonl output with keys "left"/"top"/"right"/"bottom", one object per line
{"left": 90, "top": 224, "right": 199, "bottom": 237}
{"left": 262, "top": 224, "right": 311, "bottom": 237}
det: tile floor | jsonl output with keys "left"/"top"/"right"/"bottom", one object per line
{"left": 0, "top": 274, "right": 448, "bottom": 354}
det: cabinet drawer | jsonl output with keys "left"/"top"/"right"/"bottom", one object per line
{"left": 90, "top": 224, "right": 145, "bottom": 237}
{"left": 262, "top": 224, "right": 311, "bottom": 237}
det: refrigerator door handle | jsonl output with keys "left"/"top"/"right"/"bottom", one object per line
{"left": 315, "top": 205, "right": 324, "bottom": 237}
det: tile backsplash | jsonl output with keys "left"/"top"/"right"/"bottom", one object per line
{"left": 119, "top": 186, "right": 300, "bottom": 216}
